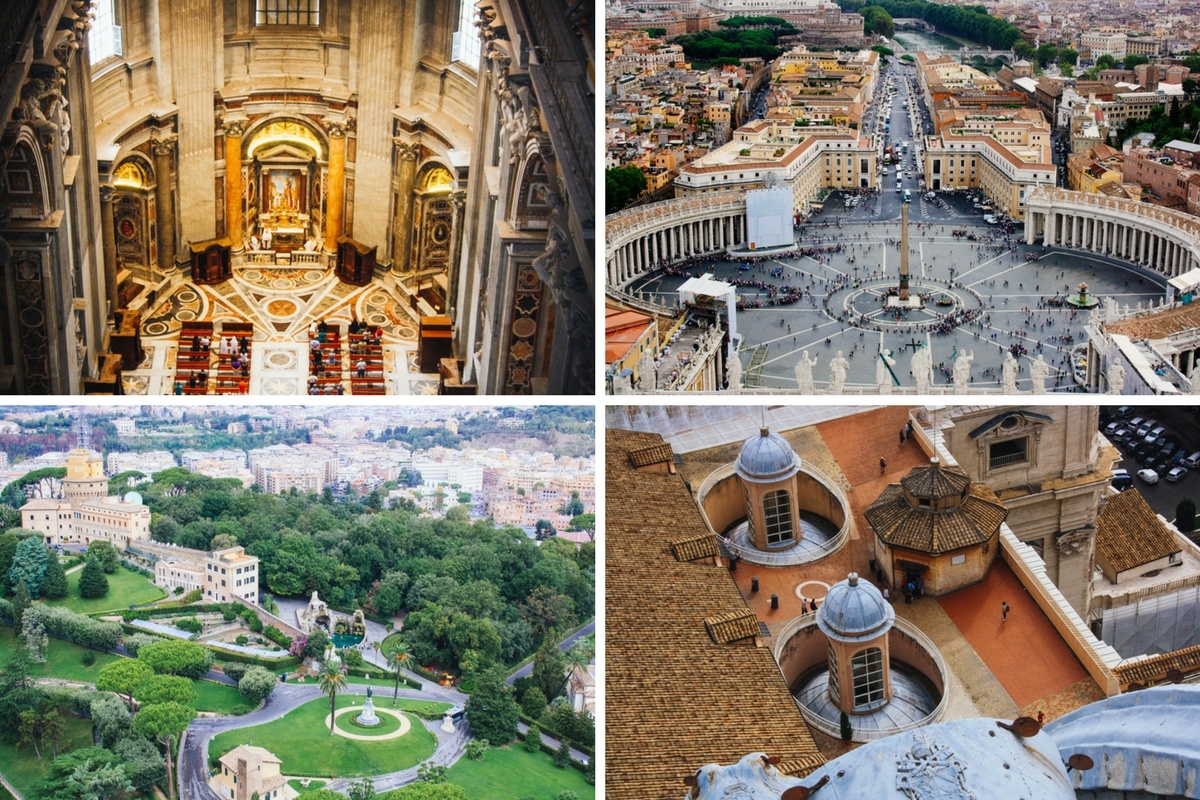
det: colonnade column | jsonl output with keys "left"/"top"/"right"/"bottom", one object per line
{"left": 152, "top": 134, "right": 178, "bottom": 271}
{"left": 223, "top": 120, "right": 245, "bottom": 250}
{"left": 324, "top": 121, "right": 347, "bottom": 252}
{"left": 392, "top": 140, "right": 420, "bottom": 270}
{"left": 99, "top": 185, "right": 118, "bottom": 315}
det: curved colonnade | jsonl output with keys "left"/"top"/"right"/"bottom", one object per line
{"left": 1024, "top": 188, "right": 1200, "bottom": 280}
{"left": 605, "top": 193, "right": 747, "bottom": 292}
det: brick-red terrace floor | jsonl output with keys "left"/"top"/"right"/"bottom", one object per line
{"left": 937, "top": 559, "right": 1089, "bottom": 710}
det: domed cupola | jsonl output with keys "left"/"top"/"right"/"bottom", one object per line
{"left": 819, "top": 573, "right": 897, "bottom": 714}
{"left": 735, "top": 428, "right": 801, "bottom": 483}
{"left": 735, "top": 428, "right": 803, "bottom": 551}
{"left": 818, "top": 572, "right": 896, "bottom": 644}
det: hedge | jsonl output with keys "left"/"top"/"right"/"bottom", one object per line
{"left": 22, "top": 604, "right": 123, "bottom": 651}
{"left": 122, "top": 603, "right": 233, "bottom": 622}
{"left": 516, "top": 727, "right": 592, "bottom": 769}
{"left": 207, "top": 647, "right": 302, "bottom": 669}
{"left": 262, "top": 625, "right": 292, "bottom": 649}
{"left": 517, "top": 712, "right": 595, "bottom": 759}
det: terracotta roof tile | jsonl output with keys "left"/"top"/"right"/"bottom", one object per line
{"left": 1114, "top": 643, "right": 1200, "bottom": 685}
{"left": 704, "top": 610, "right": 761, "bottom": 644}
{"left": 607, "top": 429, "right": 824, "bottom": 800}
{"left": 629, "top": 442, "right": 675, "bottom": 468}
{"left": 864, "top": 468, "right": 1007, "bottom": 555}
{"left": 1105, "top": 300, "right": 1200, "bottom": 340}
{"left": 671, "top": 533, "right": 720, "bottom": 562}
{"left": 1095, "top": 489, "right": 1180, "bottom": 575}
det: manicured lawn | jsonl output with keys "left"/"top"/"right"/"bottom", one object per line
{"left": 0, "top": 624, "right": 120, "bottom": 682}
{"left": 0, "top": 713, "right": 94, "bottom": 796}
{"left": 48, "top": 564, "right": 165, "bottom": 615}
{"left": 193, "top": 679, "right": 253, "bottom": 715}
{"left": 208, "top": 694, "right": 436, "bottom": 778}
{"left": 445, "top": 744, "right": 595, "bottom": 800}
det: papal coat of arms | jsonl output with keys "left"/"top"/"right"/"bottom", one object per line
{"left": 895, "top": 733, "right": 976, "bottom": 800}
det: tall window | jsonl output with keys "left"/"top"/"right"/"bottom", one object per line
{"left": 256, "top": 0, "right": 319, "bottom": 26}
{"left": 851, "top": 648, "right": 886, "bottom": 710}
{"left": 826, "top": 644, "right": 840, "bottom": 704}
{"left": 988, "top": 437, "right": 1028, "bottom": 469}
{"left": 90, "top": 0, "right": 122, "bottom": 62}
{"left": 452, "top": 0, "right": 482, "bottom": 67}
{"left": 762, "top": 490, "right": 794, "bottom": 547}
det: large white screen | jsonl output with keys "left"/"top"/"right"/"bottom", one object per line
{"left": 745, "top": 186, "right": 793, "bottom": 249}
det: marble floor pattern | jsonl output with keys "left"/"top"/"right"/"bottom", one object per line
{"left": 121, "top": 267, "right": 442, "bottom": 395}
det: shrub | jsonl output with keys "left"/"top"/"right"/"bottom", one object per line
{"left": 122, "top": 632, "right": 164, "bottom": 656}
{"left": 183, "top": 588, "right": 202, "bottom": 603}
{"left": 21, "top": 604, "right": 122, "bottom": 650}
{"left": 138, "top": 639, "right": 213, "bottom": 679}
{"left": 82, "top": 650, "right": 96, "bottom": 666}
{"left": 221, "top": 662, "right": 249, "bottom": 683}
{"left": 554, "top": 738, "right": 572, "bottom": 768}
{"left": 557, "top": 793, "right": 579, "bottom": 800}
{"left": 465, "top": 739, "right": 489, "bottom": 760}
{"left": 236, "top": 635, "right": 249, "bottom": 646}
{"left": 222, "top": 607, "right": 238, "bottom": 622}
{"left": 262, "top": 625, "right": 291, "bottom": 649}
{"left": 174, "top": 617, "right": 203, "bottom": 634}
{"left": 237, "top": 666, "right": 278, "bottom": 706}
{"left": 523, "top": 722, "right": 542, "bottom": 753}
{"left": 174, "top": 587, "right": 184, "bottom": 595}
{"left": 840, "top": 710, "right": 853, "bottom": 742}
{"left": 341, "top": 648, "right": 364, "bottom": 668}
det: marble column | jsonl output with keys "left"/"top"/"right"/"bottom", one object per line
{"left": 324, "top": 121, "right": 347, "bottom": 252}
{"left": 152, "top": 134, "right": 178, "bottom": 271}
{"left": 223, "top": 120, "right": 245, "bottom": 250}
{"left": 99, "top": 185, "right": 118, "bottom": 314}
{"left": 446, "top": 189, "right": 466, "bottom": 309}
{"left": 392, "top": 140, "right": 420, "bottom": 269}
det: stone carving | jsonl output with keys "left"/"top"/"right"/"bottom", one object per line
{"left": 828, "top": 350, "right": 849, "bottom": 394}
{"left": 895, "top": 733, "right": 976, "bottom": 800}
{"left": 150, "top": 134, "right": 178, "bottom": 157}
{"left": 911, "top": 345, "right": 932, "bottom": 395}
{"left": 877, "top": 348, "right": 896, "bottom": 393}
{"left": 726, "top": 347, "right": 742, "bottom": 393}
{"left": 611, "top": 371, "right": 631, "bottom": 394}
{"left": 223, "top": 119, "right": 246, "bottom": 138}
{"left": 687, "top": 754, "right": 797, "bottom": 800}
{"left": 15, "top": 78, "right": 62, "bottom": 146}
{"left": 1106, "top": 360, "right": 1126, "bottom": 394}
{"left": 1029, "top": 354, "right": 1049, "bottom": 394}
{"left": 952, "top": 350, "right": 973, "bottom": 393}
{"left": 1057, "top": 529, "right": 1091, "bottom": 557}
{"left": 394, "top": 141, "right": 420, "bottom": 161}
{"left": 323, "top": 119, "right": 348, "bottom": 139}
{"left": 98, "top": 185, "right": 114, "bottom": 204}
{"left": 794, "top": 351, "right": 817, "bottom": 394}
{"left": 1001, "top": 351, "right": 1018, "bottom": 394}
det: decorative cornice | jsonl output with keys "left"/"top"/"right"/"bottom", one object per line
{"left": 393, "top": 140, "right": 420, "bottom": 161}
{"left": 223, "top": 119, "right": 247, "bottom": 138}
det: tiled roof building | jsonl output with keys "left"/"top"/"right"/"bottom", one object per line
{"left": 606, "top": 429, "right": 824, "bottom": 800}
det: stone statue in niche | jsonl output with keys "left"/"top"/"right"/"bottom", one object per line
{"left": 16, "top": 79, "right": 61, "bottom": 144}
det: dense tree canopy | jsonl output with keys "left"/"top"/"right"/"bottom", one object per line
{"left": 9, "top": 536, "right": 49, "bottom": 598}
{"left": 837, "top": 0, "right": 1022, "bottom": 49}
{"left": 605, "top": 166, "right": 648, "bottom": 216}
{"left": 137, "top": 639, "right": 213, "bottom": 679}
{"left": 464, "top": 666, "right": 520, "bottom": 744}
{"left": 860, "top": 5, "right": 894, "bottom": 37}
{"left": 78, "top": 559, "right": 109, "bottom": 599}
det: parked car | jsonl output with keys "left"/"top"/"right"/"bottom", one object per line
{"left": 1103, "top": 422, "right": 1120, "bottom": 435}
{"left": 1115, "top": 406, "right": 1133, "bottom": 418}
{"left": 1145, "top": 425, "right": 1167, "bottom": 443}
{"left": 1111, "top": 469, "right": 1133, "bottom": 491}
{"left": 1184, "top": 451, "right": 1200, "bottom": 469}
{"left": 1137, "top": 468, "right": 1160, "bottom": 484}
{"left": 1134, "top": 443, "right": 1154, "bottom": 461}
{"left": 1136, "top": 419, "right": 1157, "bottom": 438}
{"left": 1159, "top": 442, "right": 1178, "bottom": 459}
{"left": 1128, "top": 416, "right": 1145, "bottom": 432}
{"left": 1113, "top": 428, "right": 1132, "bottom": 444}
{"left": 1166, "top": 466, "right": 1189, "bottom": 483}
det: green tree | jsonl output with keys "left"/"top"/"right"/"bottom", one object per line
{"left": 1177, "top": 498, "right": 1196, "bottom": 533}
{"left": 349, "top": 779, "right": 377, "bottom": 800}
{"left": 379, "top": 785, "right": 469, "bottom": 800}
{"left": 134, "top": 675, "right": 197, "bottom": 707}
{"left": 238, "top": 666, "right": 278, "bottom": 706}
{"left": 373, "top": 571, "right": 410, "bottom": 618}
{"left": 317, "top": 661, "right": 348, "bottom": 736}
{"left": 523, "top": 721, "right": 542, "bottom": 753}
{"left": 132, "top": 702, "right": 196, "bottom": 800}
{"left": 387, "top": 641, "right": 410, "bottom": 707}
{"left": 87, "top": 541, "right": 119, "bottom": 574}
{"left": 303, "top": 628, "right": 330, "bottom": 659}
{"left": 11, "top": 578, "right": 31, "bottom": 629}
{"left": 840, "top": 709, "right": 853, "bottom": 742}
{"left": 1012, "top": 39, "right": 1034, "bottom": 59}
{"left": 464, "top": 666, "right": 519, "bottom": 745}
{"left": 78, "top": 559, "right": 109, "bottom": 599}
{"left": 605, "top": 166, "right": 648, "bottom": 215}
{"left": 137, "top": 639, "right": 213, "bottom": 679}
{"left": 1124, "top": 53, "right": 1150, "bottom": 70}
{"left": 9, "top": 536, "right": 50, "bottom": 598}
{"left": 554, "top": 737, "right": 572, "bottom": 768}
{"left": 0, "top": 530, "right": 21, "bottom": 595}
{"left": 96, "top": 658, "right": 156, "bottom": 712}
{"left": 209, "top": 533, "right": 239, "bottom": 551}
{"left": 40, "top": 553, "right": 67, "bottom": 599}
{"left": 521, "top": 686, "right": 548, "bottom": 719}
{"left": 531, "top": 636, "right": 569, "bottom": 701}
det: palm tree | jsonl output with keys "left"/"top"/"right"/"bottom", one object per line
{"left": 317, "top": 662, "right": 348, "bottom": 736}
{"left": 388, "top": 642, "right": 410, "bottom": 707}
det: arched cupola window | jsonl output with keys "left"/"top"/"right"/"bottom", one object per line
{"left": 762, "top": 489, "right": 794, "bottom": 547}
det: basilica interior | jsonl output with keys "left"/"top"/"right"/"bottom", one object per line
{"left": 0, "top": 0, "right": 594, "bottom": 395}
